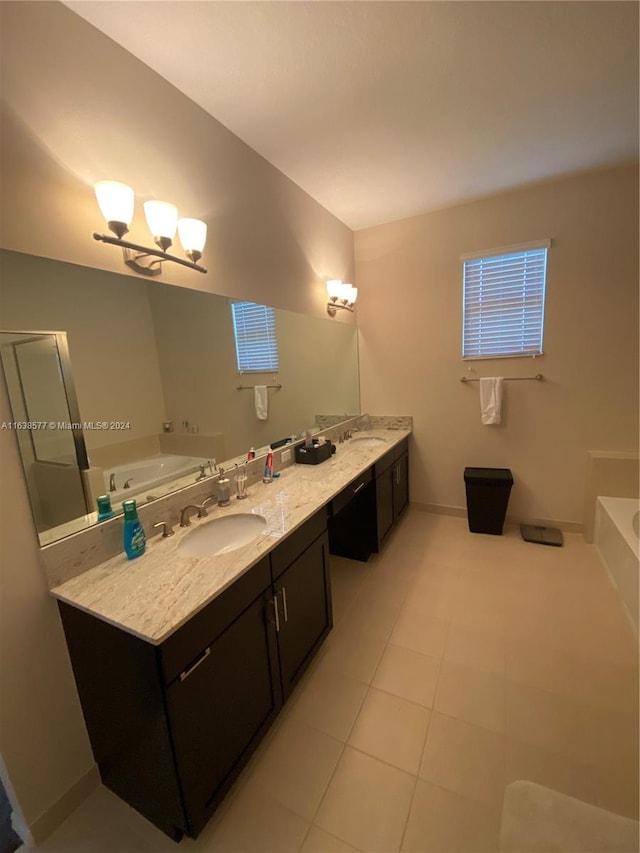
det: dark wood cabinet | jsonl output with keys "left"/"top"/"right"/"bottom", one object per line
{"left": 58, "top": 511, "right": 332, "bottom": 842}
{"left": 376, "top": 440, "right": 409, "bottom": 550}
{"left": 393, "top": 450, "right": 409, "bottom": 520}
{"left": 375, "top": 463, "right": 395, "bottom": 545}
{"left": 329, "top": 438, "right": 410, "bottom": 560}
{"left": 274, "top": 530, "right": 332, "bottom": 699}
{"left": 167, "top": 588, "right": 281, "bottom": 837}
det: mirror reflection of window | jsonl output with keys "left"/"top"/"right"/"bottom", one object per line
{"left": 231, "top": 302, "right": 279, "bottom": 373}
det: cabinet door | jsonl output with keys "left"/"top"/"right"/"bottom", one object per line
{"left": 393, "top": 453, "right": 409, "bottom": 520}
{"left": 167, "top": 590, "right": 281, "bottom": 837}
{"left": 275, "top": 532, "right": 333, "bottom": 699}
{"left": 375, "top": 464, "right": 395, "bottom": 549}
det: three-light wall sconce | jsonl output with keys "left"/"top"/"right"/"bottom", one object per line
{"left": 93, "top": 181, "right": 207, "bottom": 276}
{"left": 326, "top": 279, "right": 358, "bottom": 316}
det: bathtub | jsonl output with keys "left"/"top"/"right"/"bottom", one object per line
{"left": 595, "top": 496, "right": 639, "bottom": 636}
{"left": 104, "top": 454, "right": 209, "bottom": 506}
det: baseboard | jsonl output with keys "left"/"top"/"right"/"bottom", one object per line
{"left": 409, "top": 501, "right": 583, "bottom": 533}
{"left": 28, "top": 764, "right": 100, "bottom": 844}
{"left": 410, "top": 501, "right": 466, "bottom": 517}
{"left": 519, "top": 515, "right": 582, "bottom": 534}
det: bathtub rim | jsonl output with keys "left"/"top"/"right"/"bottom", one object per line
{"left": 596, "top": 496, "right": 639, "bottom": 560}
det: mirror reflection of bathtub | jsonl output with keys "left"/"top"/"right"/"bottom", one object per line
{"left": 102, "top": 454, "right": 210, "bottom": 507}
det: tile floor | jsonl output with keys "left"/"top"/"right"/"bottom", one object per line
{"left": 19, "top": 511, "right": 639, "bottom": 852}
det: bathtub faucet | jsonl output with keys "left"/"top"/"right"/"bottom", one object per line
{"left": 124, "top": 478, "right": 133, "bottom": 489}
{"left": 109, "top": 474, "right": 116, "bottom": 492}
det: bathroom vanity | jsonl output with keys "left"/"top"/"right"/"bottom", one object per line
{"left": 52, "top": 429, "right": 410, "bottom": 841}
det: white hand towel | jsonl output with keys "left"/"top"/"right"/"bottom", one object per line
{"left": 479, "top": 377, "right": 503, "bottom": 425}
{"left": 254, "top": 385, "right": 268, "bottom": 421}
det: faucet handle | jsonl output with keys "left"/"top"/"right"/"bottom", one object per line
{"left": 153, "top": 521, "right": 175, "bottom": 538}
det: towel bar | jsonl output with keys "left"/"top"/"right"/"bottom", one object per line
{"left": 236, "top": 383, "right": 282, "bottom": 390}
{"left": 460, "top": 374, "right": 543, "bottom": 383}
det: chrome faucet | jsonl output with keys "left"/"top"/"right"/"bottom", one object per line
{"left": 109, "top": 473, "right": 116, "bottom": 492}
{"left": 124, "top": 478, "right": 133, "bottom": 489}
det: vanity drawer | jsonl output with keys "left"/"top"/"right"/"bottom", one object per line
{"left": 270, "top": 509, "right": 328, "bottom": 582}
{"left": 160, "top": 555, "right": 271, "bottom": 685}
{"left": 330, "top": 467, "right": 373, "bottom": 516}
{"left": 373, "top": 437, "right": 408, "bottom": 479}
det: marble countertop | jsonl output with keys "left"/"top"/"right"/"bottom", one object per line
{"left": 51, "top": 429, "right": 410, "bottom": 645}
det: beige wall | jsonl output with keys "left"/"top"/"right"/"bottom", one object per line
{"left": 356, "top": 164, "right": 639, "bottom": 527}
{"left": 0, "top": 2, "right": 354, "bottom": 317}
{"left": 0, "top": 379, "right": 96, "bottom": 834}
{"left": 0, "top": 0, "right": 353, "bottom": 839}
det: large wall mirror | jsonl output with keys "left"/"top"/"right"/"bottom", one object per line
{"left": 0, "top": 249, "right": 360, "bottom": 545}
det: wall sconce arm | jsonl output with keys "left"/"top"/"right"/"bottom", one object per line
{"left": 93, "top": 232, "right": 207, "bottom": 275}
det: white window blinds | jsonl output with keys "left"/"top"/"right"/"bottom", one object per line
{"left": 462, "top": 242, "right": 549, "bottom": 359}
{"left": 231, "top": 302, "right": 279, "bottom": 373}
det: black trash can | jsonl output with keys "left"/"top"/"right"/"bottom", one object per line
{"left": 464, "top": 467, "right": 513, "bottom": 535}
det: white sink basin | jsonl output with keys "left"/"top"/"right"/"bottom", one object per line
{"left": 178, "top": 513, "right": 267, "bottom": 558}
{"left": 350, "top": 436, "right": 387, "bottom": 447}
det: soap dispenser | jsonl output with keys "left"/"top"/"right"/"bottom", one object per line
{"left": 217, "top": 467, "right": 231, "bottom": 507}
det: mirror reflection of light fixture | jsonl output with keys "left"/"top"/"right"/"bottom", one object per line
{"left": 93, "top": 182, "right": 207, "bottom": 276}
{"left": 326, "top": 279, "right": 358, "bottom": 316}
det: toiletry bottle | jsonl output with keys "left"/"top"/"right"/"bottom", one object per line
{"left": 96, "top": 494, "right": 114, "bottom": 522}
{"left": 217, "top": 468, "right": 231, "bottom": 506}
{"left": 247, "top": 447, "right": 255, "bottom": 460}
{"left": 263, "top": 452, "right": 273, "bottom": 483}
{"left": 122, "top": 499, "right": 146, "bottom": 559}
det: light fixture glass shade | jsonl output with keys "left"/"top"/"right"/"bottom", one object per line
{"left": 340, "top": 282, "right": 354, "bottom": 302}
{"left": 326, "top": 279, "right": 343, "bottom": 299}
{"left": 95, "top": 181, "right": 134, "bottom": 237}
{"left": 178, "top": 218, "right": 207, "bottom": 262}
{"left": 144, "top": 200, "right": 178, "bottom": 251}
{"left": 348, "top": 286, "right": 358, "bottom": 305}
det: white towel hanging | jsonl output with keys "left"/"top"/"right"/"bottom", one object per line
{"left": 479, "top": 377, "right": 503, "bottom": 425}
{"left": 254, "top": 385, "right": 268, "bottom": 420}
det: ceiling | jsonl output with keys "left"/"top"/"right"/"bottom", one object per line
{"left": 64, "top": 1, "right": 638, "bottom": 231}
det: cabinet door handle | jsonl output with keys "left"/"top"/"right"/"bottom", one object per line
{"left": 281, "top": 587, "right": 288, "bottom": 622}
{"left": 179, "top": 647, "right": 211, "bottom": 682}
{"left": 353, "top": 481, "right": 366, "bottom": 495}
{"left": 273, "top": 594, "right": 280, "bottom": 632}
{"left": 395, "top": 465, "right": 400, "bottom": 485}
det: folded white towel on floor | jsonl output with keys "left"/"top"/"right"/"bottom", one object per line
{"left": 254, "top": 385, "right": 268, "bottom": 420}
{"left": 480, "top": 377, "right": 503, "bottom": 425}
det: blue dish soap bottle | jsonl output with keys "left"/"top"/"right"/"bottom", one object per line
{"left": 122, "top": 499, "right": 146, "bottom": 559}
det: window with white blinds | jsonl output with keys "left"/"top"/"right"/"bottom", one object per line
{"left": 462, "top": 242, "right": 549, "bottom": 359}
{"left": 231, "top": 302, "right": 279, "bottom": 373}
